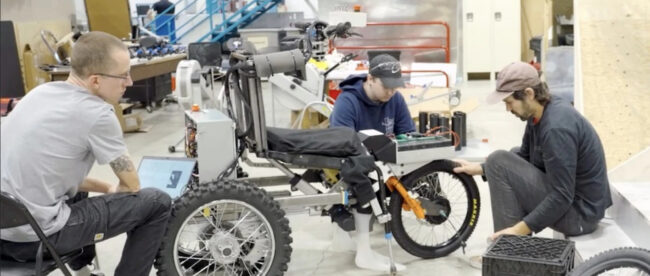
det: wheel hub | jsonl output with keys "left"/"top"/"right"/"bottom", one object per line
{"left": 208, "top": 231, "right": 241, "bottom": 265}
{"left": 422, "top": 196, "right": 451, "bottom": 224}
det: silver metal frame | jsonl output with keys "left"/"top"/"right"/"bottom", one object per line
{"left": 228, "top": 56, "right": 349, "bottom": 212}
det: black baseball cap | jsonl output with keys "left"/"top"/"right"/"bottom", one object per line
{"left": 368, "top": 54, "right": 405, "bottom": 89}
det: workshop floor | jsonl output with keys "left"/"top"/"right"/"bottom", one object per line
{"left": 53, "top": 80, "right": 559, "bottom": 275}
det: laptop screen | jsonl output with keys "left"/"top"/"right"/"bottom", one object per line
{"left": 137, "top": 156, "right": 197, "bottom": 199}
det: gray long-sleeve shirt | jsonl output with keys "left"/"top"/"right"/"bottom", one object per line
{"left": 516, "top": 98, "right": 612, "bottom": 232}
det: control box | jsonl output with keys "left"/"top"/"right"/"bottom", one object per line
{"left": 360, "top": 129, "right": 455, "bottom": 165}
{"left": 185, "top": 109, "right": 237, "bottom": 183}
{"left": 395, "top": 135, "right": 455, "bottom": 164}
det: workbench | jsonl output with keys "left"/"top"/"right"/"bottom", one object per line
{"left": 45, "top": 53, "right": 186, "bottom": 82}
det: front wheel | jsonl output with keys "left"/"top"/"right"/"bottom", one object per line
{"left": 389, "top": 159, "right": 480, "bottom": 258}
{"left": 155, "top": 180, "right": 292, "bottom": 275}
{"left": 570, "top": 247, "right": 650, "bottom": 276}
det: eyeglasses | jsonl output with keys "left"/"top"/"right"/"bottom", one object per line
{"left": 369, "top": 62, "right": 401, "bottom": 74}
{"left": 94, "top": 72, "right": 131, "bottom": 80}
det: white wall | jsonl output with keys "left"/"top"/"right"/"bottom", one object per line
{"left": 1, "top": 0, "right": 75, "bottom": 23}
{"left": 129, "top": 0, "right": 205, "bottom": 17}
{"left": 285, "top": 0, "right": 318, "bottom": 19}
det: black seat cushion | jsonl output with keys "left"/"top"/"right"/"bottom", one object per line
{"left": 267, "top": 127, "right": 365, "bottom": 157}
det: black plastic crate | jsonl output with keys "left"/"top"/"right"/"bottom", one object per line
{"left": 483, "top": 235, "right": 575, "bottom": 276}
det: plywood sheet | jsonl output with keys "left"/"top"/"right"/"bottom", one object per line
{"left": 13, "top": 20, "right": 71, "bottom": 92}
{"left": 521, "top": 0, "right": 553, "bottom": 62}
{"left": 577, "top": 0, "right": 650, "bottom": 168}
{"left": 85, "top": 0, "right": 132, "bottom": 39}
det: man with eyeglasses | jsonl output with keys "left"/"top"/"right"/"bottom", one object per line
{"left": 1, "top": 31, "right": 171, "bottom": 275}
{"left": 328, "top": 54, "right": 414, "bottom": 272}
{"left": 452, "top": 62, "right": 611, "bottom": 267}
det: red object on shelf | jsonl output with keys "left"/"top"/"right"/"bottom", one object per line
{"left": 529, "top": 60, "right": 541, "bottom": 71}
{"left": 327, "top": 81, "right": 341, "bottom": 104}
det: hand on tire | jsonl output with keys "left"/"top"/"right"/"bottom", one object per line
{"left": 452, "top": 159, "right": 483, "bottom": 176}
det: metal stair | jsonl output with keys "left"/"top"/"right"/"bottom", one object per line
{"left": 145, "top": 0, "right": 281, "bottom": 44}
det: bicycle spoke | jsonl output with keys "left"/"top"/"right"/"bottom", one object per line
{"left": 174, "top": 199, "right": 277, "bottom": 276}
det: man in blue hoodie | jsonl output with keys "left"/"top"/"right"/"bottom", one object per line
{"left": 328, "top": 54, "right": 413, "bottom": 272}
{"left": 330, "top": 54, "right": 415, "bottom": 135}
{"left": 328, "top": 54, "right": 415, "bottom": 227}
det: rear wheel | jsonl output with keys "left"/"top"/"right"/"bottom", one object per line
{"left": 155, "top": 180, "right": 292, "bottom": 275}
{"left": 389, "top": 159, "right": 480, "bottom": 258}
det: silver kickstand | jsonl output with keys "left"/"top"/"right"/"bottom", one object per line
{"left": 386, "top": 232, "right": 397, "bottom": 275}
{"left": 373, "top": 200, "right": 398, "bottom": 275}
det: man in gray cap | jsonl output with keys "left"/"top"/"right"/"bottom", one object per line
{"left": 454, "top": 62, "right": 611, "bottom": 243}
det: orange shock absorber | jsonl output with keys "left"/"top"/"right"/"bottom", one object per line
{"left": 385, "top": 176, "right": 426, "bottom": 219}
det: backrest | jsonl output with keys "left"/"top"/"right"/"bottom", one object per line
{"left": 0, "top": 191, "right": 32, "bottom": 229}
{"left": 0, "top": 192, "right": 74, "bottom": 275}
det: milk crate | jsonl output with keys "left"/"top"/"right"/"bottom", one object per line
{"left": 483, "top": 234, "right": 575, "bottom": 276}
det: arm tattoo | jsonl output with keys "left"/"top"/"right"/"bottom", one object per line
{"left": 110, "top": 154, "right": 135, "bottom": 173}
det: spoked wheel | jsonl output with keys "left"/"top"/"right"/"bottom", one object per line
{"left": 570, "top": 247, "right": 650, "bottom": 276}
{"left": 155, "top": 180, "right": 292, "bottom": 276}
{"left": 389, "top": 159, "right": 480, "bottom": 258}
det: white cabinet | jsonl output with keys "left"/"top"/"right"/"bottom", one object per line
{"left": 463, "top": 0, "right": 521, "bottom": 80}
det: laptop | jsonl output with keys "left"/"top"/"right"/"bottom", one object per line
{"left": 137, "top": 156, "right": 197, "bottom": 199}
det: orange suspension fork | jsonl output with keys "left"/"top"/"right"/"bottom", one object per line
{"left": 385, "top": 176, "right": 426, "bottom": 219}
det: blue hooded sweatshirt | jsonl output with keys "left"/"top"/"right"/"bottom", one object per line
{"left": 330, "top": 74, "right": 415, "bottom": 135}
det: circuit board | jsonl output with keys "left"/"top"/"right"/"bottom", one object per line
{"left": 396, "top": 134, "right": 453, "bottom": 151}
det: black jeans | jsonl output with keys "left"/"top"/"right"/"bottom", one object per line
{"left": 0, "top": 188, "right": 171, "bottom": 276}
{"left": 484, "top": 149, "right": 598, "bottom": 236}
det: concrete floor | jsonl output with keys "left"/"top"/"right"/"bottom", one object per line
{"left": 53, "top": 80, "right": 560, "bottom": 275}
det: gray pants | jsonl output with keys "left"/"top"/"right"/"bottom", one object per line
{"left": 484, "top": 149, "right": 598, "bottom": 236}
{"left": 0, "top": 188, "right": 171, "bottom": 276}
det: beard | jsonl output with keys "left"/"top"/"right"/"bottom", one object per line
{"left": 514, "top": 112, "right": 530, "bottom": 121}
{"left": 513, "top": 101, "right": 534, "bottom": 121}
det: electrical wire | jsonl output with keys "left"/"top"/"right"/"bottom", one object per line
{"left": 213, "top": 61, "right": 257, "bottom": 182}
{"left": 424, "top": 126, "right": 461, "bottom": 147}
{"left": 223, "top": 63, "right": 255, "bottom": 138}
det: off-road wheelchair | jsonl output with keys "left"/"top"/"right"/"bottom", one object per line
{"left": 154, "top": 22, "right": 480, "bottom": 276}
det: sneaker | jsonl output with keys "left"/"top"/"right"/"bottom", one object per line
{"left": 469, "top": 255, "right": 482, "bottom": 269}
{"left": 328, "top": 204, "right": 355, "bottom": 232}
{"left": 72, "top": 266, "right": 94, "bottom": 276}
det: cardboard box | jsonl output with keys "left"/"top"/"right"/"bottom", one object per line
{"left": 290, "top": 108, "right": 329, "bottom": 129}
{"left": 113, "top": 103, "right": 142, "bottom": 133}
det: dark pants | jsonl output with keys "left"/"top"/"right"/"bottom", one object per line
{"left": 484, "top": 149, "right": 598, "bottom": 236}
{"left": 1, "top": 188, "right": 171, "bottom": 276}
